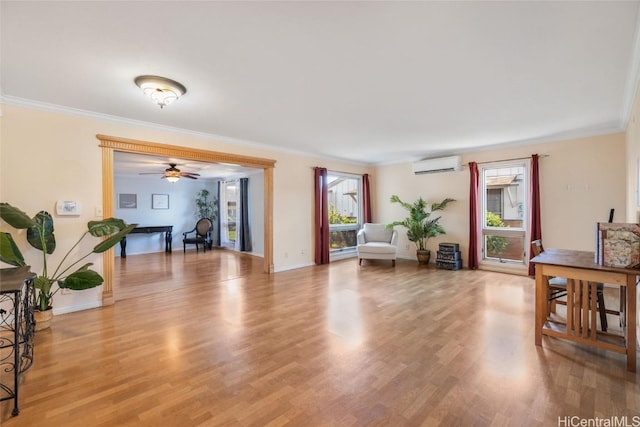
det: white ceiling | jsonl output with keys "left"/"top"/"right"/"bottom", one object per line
{"left": 2, "top": 1, "right": 640, "bottom": 166}
{"left": 113, "top": 151, "right": 257, "bottom": 180}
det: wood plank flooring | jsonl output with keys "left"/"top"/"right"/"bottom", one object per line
{"left": 1, "top": 250, "right": 639, "bottom": 426}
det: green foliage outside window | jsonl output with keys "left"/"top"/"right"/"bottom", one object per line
{"left": 329, "top": 205, "right": 357, "bottom": 224}
{"left": 486, "top": 211, "right": 509, "bottom": 255}
{"left": 328, "top": 205, "right": 357, "bottom": 249}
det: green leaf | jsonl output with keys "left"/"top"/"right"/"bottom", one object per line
{"left": 389, "top": 195, "right": 413, "bottom": 211}
{"left": 87, "top": 218, "right": 127, "bottom": 237}
{"left": 0, "top": 203, "right": 36, "bottom": 229}
{"left": 60, "top": 269, "right": 104, "bottom": 290}
{"left": 34, "top": 276, "right": 54, "bottom": 310}
{"left": 92, "top": 223, "right": 137, "bottom": 253}
{"left": 431, "top": 198, "right": 456, "bottom": 212}
{"left": 0, "top": 232, "right": 26, "bottom": 266}
{"left": 388, "top": 196, "right": 455, "bottom": 252}
{"left": 27, "top": 211, "right": 55, "bottom": 254}
{"left": 74, "top": 262, "right": 94, "bottom": 271}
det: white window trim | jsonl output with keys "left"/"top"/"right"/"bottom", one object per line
{"left": 478, "top": 160, "right": 531, "bottom": 274}
{"left": 327, "top": 171, "right": 363, "bottom": 260}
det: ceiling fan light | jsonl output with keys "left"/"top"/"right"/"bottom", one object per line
{"left": 134, "top": 75, "right": 187, "bottom": 109}
{"left": 166, "top": 176, "right": 180, "bottom": 183}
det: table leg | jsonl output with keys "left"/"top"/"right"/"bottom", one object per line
{"left": 589, "top": 282, "right": 597, "bottom": 339}
{"left": 165, "top": 231, "right": 172, "bottom": 253}
{"left": 11, "top": 290, "right": 20, "bottom": 416}
{"left": 535, "top": 267, "right": 547, "bottom": 346}
{"left": 566, "top": 279, "right": 575, "bottom": 335}
{"left": 626, "top": 275, "right": 637, "bottom": 372}
{"left": 120, "top": 236, "right": 127, "bottom": 259}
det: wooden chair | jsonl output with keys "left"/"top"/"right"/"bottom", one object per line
{"left": 531, "top": 239, "right": 608, "bottom": 332}
{"left": 183, "top": 218, "right": 213, "bottom": 253}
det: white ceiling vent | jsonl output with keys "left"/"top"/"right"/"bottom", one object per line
{"left": 412, "top": 155, "right": 462, "bottom": 174}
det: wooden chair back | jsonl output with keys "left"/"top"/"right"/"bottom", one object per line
{"left": 531, "top": 239, "right": 544, "bottom": 257}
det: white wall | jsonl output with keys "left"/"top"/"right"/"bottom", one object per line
{"left": 376, "top": 133, "right": 627, "bottom": 265}
{"left": 3, "top": 103, "right": 626, "bottom": 315}
{"left": 376, "top": 163, "right": 468, "bottom": 260}
{"left": 0, "top": 104, "right": 369, "bottom": 311}
{"left": 113, "top": 173, "right": 265, "bottom": 256}
{"left": 113, "top": 175, "right": 218, "bottom": 256}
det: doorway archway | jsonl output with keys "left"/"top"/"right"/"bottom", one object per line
{"left": 98, "top": 134, "right": 275, "bottom": 306}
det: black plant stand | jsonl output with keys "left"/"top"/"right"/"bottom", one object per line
{"left": 0, "top": 266, "right": 36, "bottom": 416}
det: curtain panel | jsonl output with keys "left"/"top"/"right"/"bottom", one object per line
{"left": 214, "top": 180, "right": 221, "bottom": 247}
{"left": 468, "top": 162, "right": 479, "bottom": 269}
{"left": 314, "top": 167, "right": 330, "bottom": 264}
{"left": 236, "top": 177, "right": 252, "bottom": 252}
{"left": 528, "top": 154, "right": 541, "bottom": 275}
{"left": 362, "top": 173, "right": 372, "bottom": 224}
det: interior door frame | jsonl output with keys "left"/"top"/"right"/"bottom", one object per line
{"left": 97, "top": 134, "right": 275, "bottom": 306}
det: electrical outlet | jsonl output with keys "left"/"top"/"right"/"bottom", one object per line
{"left": 95, "top": 206, "right": 103, "bottom": 217}
{"left": 60, "top": 288, "right": 71, "bottom": 295}
{"left": 405, "top": 244, "right": 410, "bottom": 250}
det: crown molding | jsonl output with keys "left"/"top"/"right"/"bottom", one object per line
{"left": 0, "top": 95, "right": 370, "bottom": 167}
{"left": 374, "top": 123, "right": 624, "bottom": 167}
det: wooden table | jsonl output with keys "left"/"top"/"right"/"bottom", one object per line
{"left": 119, "top": 225, "right": 173, "bottom": 258}
{"left": 531, "top": 248, "right": 637, "bottom": 372}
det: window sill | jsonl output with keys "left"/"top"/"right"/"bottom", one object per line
{"left": 479, "top": 261, "right": 529, "bottom": 276}
{"left": 330, "top": 249, "right": 357, "bottom": 261}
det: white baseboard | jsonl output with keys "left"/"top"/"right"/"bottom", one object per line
{"left": 274, "top": 262, "right": 315, "bottom": 272}
{"left": 53, "top": 301, "right": 102, "bottom": 315}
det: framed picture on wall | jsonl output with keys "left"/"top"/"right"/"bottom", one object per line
{"left": 152, "top": 193, "right": 169, "bottom": 209}
{"left": 119, "top": 193, "right": 137, "bottom": 209}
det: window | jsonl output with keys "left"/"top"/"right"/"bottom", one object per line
{"left": 220, "top": 180, "right": 237, "bottom": 247}
{"left": 327, "top": 173, "right": 362, "bottom": 254}
{"left": 480, "top": 161, "right": 529, "bottom": 266}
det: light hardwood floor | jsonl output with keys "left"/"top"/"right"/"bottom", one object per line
{"left": 1, "top": 250, "right": 639, "bottom": 426}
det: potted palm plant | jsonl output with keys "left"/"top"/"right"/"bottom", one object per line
{"left": 0, "top": 202, "right": 136, "bottom": 330}
{"left": 195, "top": 189, "right": 218, "bottom": 221}
{"left": 194, "top": 189, "right": 218, "bottom": 248}
{"left": 387, "top": 195, "right": 455, "bottom": 264}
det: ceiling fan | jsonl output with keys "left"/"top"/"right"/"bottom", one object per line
{"left": 139, "top": 163, "right": 200, "bottom": 182}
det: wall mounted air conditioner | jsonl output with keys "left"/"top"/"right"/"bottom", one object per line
{"left": 412, "top": 155, "right": 462, "bottom": 174}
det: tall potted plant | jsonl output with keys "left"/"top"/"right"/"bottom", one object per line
{"left": 195, "top": 189, "right": 218, "bottom": 221}
{"left": 0, "top": 203, "right": 136, "bottom": 330}
{"left": 387, "top": 195, "right": 455, "bottom": 264}
{"left": 195, "top": 189, "right": 218, "bottom": 247}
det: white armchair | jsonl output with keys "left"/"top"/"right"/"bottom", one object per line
{"left": 357, "top": 223, "right": 398, "bottom": 267}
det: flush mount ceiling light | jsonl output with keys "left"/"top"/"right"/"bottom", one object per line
{"left": 134, "top": 75, "right": 187, "bottom": 109}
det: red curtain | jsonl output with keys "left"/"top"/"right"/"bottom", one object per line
{"left": 362, "top": 173, "right": 372, "bottom": 224}
{"left": 314, "top": 167, "right": 330, "bottom": 265}
{"left": 468, "top": 162, "right": 479, "bottom": 269}
{"left": 528, "top": 154, "right": 541, "bottom": 275}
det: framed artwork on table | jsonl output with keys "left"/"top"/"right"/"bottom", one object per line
{"left": 152, "top": 193, "right": 169, "bottom": 209}
{"left": 118, "top": 193, "right": 137, "bottom": 209}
